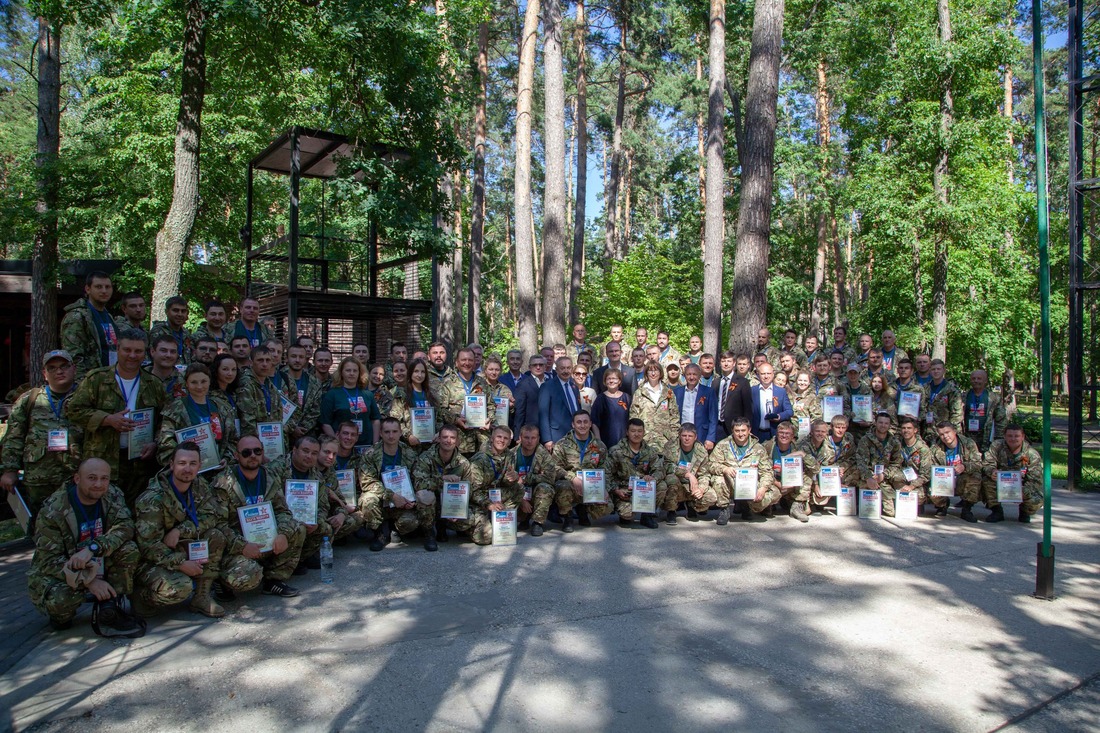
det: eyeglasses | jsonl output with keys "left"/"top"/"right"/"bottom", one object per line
{"left": 531, "top": 363, "right": 546, "bottom": 368}
{"left": 239, "top": 447, "right": 264, "bottom": 458}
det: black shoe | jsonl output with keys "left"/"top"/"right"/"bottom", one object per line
{"left": 664, "top": 510, "right": 678, "bottom": 525}
{"left": 619, "top": 518, "right": 633, "bottom": 528}
{"left": 960, "top": 503, "right": 977, "bottom": 523}
{"left": 49, "top": 618, "right": 73, "bottom": 631}
{"left": 518, "top": 518, "right": 531, "bottom": 530}
{"left": 641, "top": 515, "right": 659, "bottom": 529}
{"left": 763, "top": 505, "right": 775, "bottom": 518}
{"left": 261, "top": 579, "right": 300, "bottom": 598}
{"left": 1019, "top": 509, "right": 1032, "bottom": 523}
{"left": 934, "top": 505, "right": 947, "bottom": 517}
{"left": 954, "top": 498, "right": 966, "bottom": 507}
{"left": 370, "top": 522, "right": 392, "bottom": 552}
{"left": 530, "top": 522, "right": 544, "bottom": 537}
{"left": 436, "top": 521, "right": 450, "bottom": 542}
{"left": 687, "top": 507, "right": 698, "bottom": 520}
{"left": 577, "top": 506, "right": 592, "bottom": 527}
{"left": 293, "top": 563, "right": 308, "bottom": 576}
{"left": 562, "top": 515, "right": 575, "bottom": 533}
{"left": 305, "top": 552, "right": 321, "bottom": 570}
{"left": 213, "top": 581, "right": 237, "bottom": 603}
{"left": 986, "top": 505, "right": 1005, "bottom": 523}
{"left": 696, "top": 508, "right": 710, "bottom": 521}
{"left": 716, "top": 507, "right": 730, "bottom": 526}
{"left": 424, "top": 534, "right": 439, "bottom": 551}
{"left": 355, "top": 526, "right": 372, "bottom": 543}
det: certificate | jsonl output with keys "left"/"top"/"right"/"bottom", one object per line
{"left": 237, "top": 501, "right": 277, "bottom": 552}
{"left": 464, "top": 395, "right": 488, "bottom": 428}
{"left": 859, "top": 489, "right": 882, "bottom": 519}
{"left": 382, "top": 467, "right": 415, "bottom": 503}
{"left": 411, "top": 408, "right": 436, "bottom": 443}
{"left": 285, "top": 479, "right": 319, "bottom": 524}
{"left": 258, "top": 422, "right": 284, "bottom": 460}
{"left": 175, "top": 424, "right": 220, "bottom": 472}
{"left": 187, "top": 540, "right": 209, "bottom": 563}
{"left": 127, "top": 408, "right": 155, "bottom": 460}
{"left": 996, "top": 470, "right": 1023, "bottom": 503}
{"left": 898, "top": 391, "right": 922, "bottom": 419}
{"left": 931, "top": 466, "right": 955, "bottom": 497}
{"left": 822, "top": 396, "right": 844, "bottom": 424}
{"left": 818, "top": 466, "right": 841, "bottom": 496}
{"left": 489, "top": 489, "right": 503, "bottom": 504}
{"left": 734, "top": 467, "right": 758, "bottom": 501}
{"left": 441, "top": 481, "right": 471, "bottom": 519}
{"left": 781, "top": 456, "right": 803, "bottom": 488}
{"left": 280, "top": 393, "right": 297, "bottom": 425}
{"left": 492, "top": 510, "right": 517, "bottom": 546}
{"left": 578, "top": 469, "right": 606, "bottom": 503}
{"left": 7, "top": 487, "right": 31, "bottom": 535}
{"left": 852, "top": 394, "right": 872, "bottom": 424}
{"left": 902, "top": 466, "right": 919, "bottom": 483}
{"left": 797, "top": 417, "right": 811, "bottom": 440}
{"left": 894, "top": 490, "right": 918, "bottom": 521}
{"left": 629, "top": 477, "right": 656, "bottom": 514}
{"left": 493, "top": 397, "right": 510, "bottom": 426}
{"left": 837, "top": 486, "right": 857, "bottom": 516}
{"left": 335, "top": 469, "right": 357, "bottom": 507}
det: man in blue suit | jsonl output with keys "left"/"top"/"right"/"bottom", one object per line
{"left": 539, "top": 356, "right": 582, "bottom": 449}
{"left": 513, "top": 354, "right": 549, "bottom": 433}
{"left": 674, "top": 364, "right": 719, "bottom": 449}
{"left": 750, "top": 362, "right": 793, "bottom": 441}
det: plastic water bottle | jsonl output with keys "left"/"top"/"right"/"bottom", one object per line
{"left": 320, "top": 536, "right": 334, "bottom": 584}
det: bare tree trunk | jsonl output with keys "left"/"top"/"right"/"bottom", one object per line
{"left": 506, "top": 212, "right": 514, "bottom": 323}
{"left": 467, "top": 20, "right": 489, "bottom": 346}
{"left": 514, "top": 0, "right": 541, "bottom": 356}
{"left": 702, "top": 0, "right": 725, "bottom": 356}
{"left": 623, "top": 145, "right": 633, "bottom": 250}
{"left": 604, "top": 10, "right": 627, "bottom": 263}
{"left": 452, "top": 170, "right": 464, "bottom": 346}
{"left": 541, "top": 0, "right": 568, "bottom": 344}
{"left": 729, "top": 0, "right": 784, "bottom": 354}
{"left": 1003, "top": 53, "right": 1015, "bottom": 252}
{"left": 931, "top": 0, "right": 953, "bottom": 361}
{"left": 151, "top": 0, "right": 207, "bottom": 318}
{"left": 437, "top": 174, "right": 456, "bottom": 352}
{"left": 810, "top": 59, "right": 830, "bottom": 340}
{"left": 30, "top": 16, "right": 61, "bottom": 382}
{"left": 569, "top": 0, "right": 588, "bottom": 325}
{"left": 911, "top": 229, "right": 925, "bottom": 326}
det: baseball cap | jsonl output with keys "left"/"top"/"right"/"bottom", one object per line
{"left": 44, "top": 350, "right": 74, "bottom": 364}
{"left": 846, "top": 363, "right": 861, "bottom": 372}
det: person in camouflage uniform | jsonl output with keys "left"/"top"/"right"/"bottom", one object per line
{"left": 893, "top": 358, "right": 929, "bottom": 427}
{"left": 789, "top": 370, "right": 821, "bottom": 439}
{"left": 437, "top": 348, "right": 496, "bottom": 455}
{"left": 629, "top": 361, "right": 681, "bottom": 448}
{"left": 963, "top": 369, "right": 1007, "bottom": 452}
{"left": 382, "top": 342, "right": 408, "bottom": 388}
{"left": 412, "top": 425, "right": 474, "bottom": 548}
{"left": 840, "top": 364, "right": 873, "bottom": 437}
{"left": 605, "top": 419, "right": 667, "bottom": 529}
{"left": 831, "top": 326, "right": 858, "bottom": 365}
{"left": 827, "top": 415, "right": 861, "bottom": 490}
{"left": 799, "top": 419, "right": 840, "bottom": 511}
{"left": 210, "top": 436, "right": 303, "bottom": 598}
{"left": 660, "top": 423, "right": 715, "bottom": 522}
{"left": 361, "top": 418, "right": 434, "bottom": 551}
{"left": 863, "top": 349, "right": 897, "bottom": 387}
{"left": 312, "top": 347, "right": 335, "bottom": 395}
{"left": 868, "top": 375, "right": 898, "bottom": 430}
{"left": 156, "top": 363, "right": 238, "bottom": 466}
{"left": 426, "top": 341, "right": 453, "bottom": 394}
{"left": 367, "top": 363, "right": 394, "bottom": 418}
{"left": 895, "top": 417, "right": 933, "bottom": 515}
{"left": 855, "top": 413, "right": 905, "bottom": 517}
{"left": 65, "top": 330, "right": 166, "bottom": 508}
{"left": 114, "top": 291, "right": 148, "bottom": 350}
{"left": 707, "top": 417, "right": 777, "bottom": 523}
{"left": 981, "top": 424, "right": 1044, "bottom": 523}
{"left": 60, "top": 271, "right": 118, "bottom": 382}
{"left": 510, "top": 423, "right": 561, "bottom": 535}
{"left": 317, "top": 435, "right": 366, "bottom": 542}
{"left": 926, "top": 359, "right": 965, "bottom": 442}
{"left": 147, "top": 295, "right": 193, "bottom": 366}
{"left": 754, "top": 328, "right": 781, "bottom": 369}
{"left": 236, "top": 346, "right": 288, "bottom": 444}
{"left": 483, "top": 356, "right": 515, "bottom": 430}
{"left": 781, "top": 329, "right": 809, "bottom": 369}
{"left": 27, "top": 458, "right": 140, "bottom": 630}
{"left": 2, "top": 350, "right": 84, "bottom": 522}
{"left": 191, "top": 299, "right": 230, "bottom": 348}
{"left": 551, "top": 411, "right": 612, "bottom": 532}
{"left": 227, "top": 296, "right": 273, "bottom": 349}
{"left": 880, "top": 330, "right": 908, "bottom": 375}
{"left": 761, "top": 421, "right": 811, "bottom": 522}
{"left": 268, "top": 436, "right": 338, "bottom": 570}
{"left": 811, "top": 355, "right": 842, "bottom": 399}
{"left": 930, "top": 421, "right": 983, "bottom": 523}
{"left": 134, "top": 444, "right": 244, "bottom": 618}
{"left": 459, "top": 426, "right": 526, "bottom": 544}
{"left": 283, "top": 344, "right": 322, "bottom": 441}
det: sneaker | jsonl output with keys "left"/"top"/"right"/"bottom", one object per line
{"left": 716, "top": 507, "right": 730, "bottom": 526}
{"left": 261, "top": 579, "right": 300, "bottom": 598}
{"left": 530, "top": 522, "right": 544, "bottom": 537}
{"left": 986, "top": 505, "right": 1005, "bottom": 523}
{"left": 665, "top": 510, "right": 678, "bottom": 526}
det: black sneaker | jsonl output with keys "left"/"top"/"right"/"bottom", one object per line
{"left": 986, "top": 505, "right": 1005, "bottom": 523}
{"left": 665, "top": 510, "right": 678, "bottom": 525}
{"left": 716, "top": 507, "right": 730, "bottom": 526}
{"left": 530, "top": 522, "right": 544, "bottom": 537}
{"left": 261, "top": 579, "right": 300, "bottom": 598}
{"left": 641, "top": 515, "right": 659, "bottom": 529}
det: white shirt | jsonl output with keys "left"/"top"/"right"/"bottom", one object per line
{"left": 682, "top": 387, "right": 698, "bottom": 425}
{"left": 759, "top": 384, "right": 774, "bottom": 430}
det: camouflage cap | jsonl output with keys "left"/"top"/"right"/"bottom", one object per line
{"left": 44, "top": 350, "right": 74, "bottom": 364}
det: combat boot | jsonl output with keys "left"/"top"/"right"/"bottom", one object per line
{"left": 716, "top": 506, "right": 730, "bottom": 526}
{"left": 424, "top": 533, "right": 438, "bottom": 552}
{"left": 1018, "top": 508, "right": 1032, "bottom": 523}
{"left": 212, "top": 581, "right": 237, "bottom": 603}
{"left": 665, "top": 510, "right": 678, "bottom": 525}
{"left": 530, "top": 522, "right": 545, "bottom": 537}
{"left": 986, "top": 505, "right": 1005, "bottom": 523}
{"left": 370, "top": 521, "right": 392, "bottom": 552}
{"left": 562, "top": 514, "right": 575, "bottom": 533}
{"left": 641, "top": 514, "right": 659, "bottom": 529}
{"left": 190, "top": 578, "right": 226, "bottom": 618}
{"left": 790, "top": 501, "right": 810, "bottom": 523}
{"left": 436, "top": 520, "right": 450, "bottom": 542}
{"left": 577, "top": 506, "right": 592, "bottom": 527}
{"left": 959, "top": 501, "right": 977, "bottom": 523}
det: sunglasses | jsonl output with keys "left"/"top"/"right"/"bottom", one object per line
{"left": 239, "top": 447, "right": 264, "bottom": 458}
{"left": 574, "top": 370, "right": 588, "bottom": 376}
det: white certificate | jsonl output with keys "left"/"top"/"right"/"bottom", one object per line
{"left": 258, "top": 422, "right": 284, "bottom": 460}
{"left": 175, "top": 423, "right": 220, "bottom": 472}
{"left": 852, "top": 394, "right": 872, "bottom": 424}
{"left": 127, "top": 408, "right": 155, "bottom": 460}
{"left": 629, "top": 477, "right": 656, "bottom": 514}
{"left": 382, "top": 467, "right": 415, "bottom": 503}
{"left": 491, "top": 509, "right": 517, "bottom": 546}
{"left": 441, "top": 481, "right": 471, "bottom": 519}
{"left": 902, "top": 466, "right": 919, "bottom": 483}
{"left": 818, "top": 466, "right": 841, "bottom": 496}
{"left": 280, "top": 393, "right": 297, "bottom": 426}
{"left": 493, "top": 397, "right": 510, "bottom": 426}
{"left": 734, "top": 467, "right": 758, "bottom": 501}
{"left": 411, "top": 407, "right": 436, "bottom": 442}
{"left": 237, "top": 501, "right": 277, "bottom": 552}
{"left": 996, "top": 470, "right": 1023, "bottom": 503}
{"left": 899, "top": 391, "right": 922, "bottom": 419}
{"left": 797, "top": 417, "right": 811, "bottom": 440}
{"left": 837, "top": 486, "right": 857, "bottom": 516}
{"left": 464, "top": 395, "right": 488, "bottom": 428}
{"left": 859, "top": 489, "right": 882, "bottom": 519}
{"left": 47, "top": 429, "right": 69, "bottom": 452}
{"left": 187, "top": 540, "right": 209, "bottom": 563}
{"left": 285, "top": 479, "right": 319, "bottom": 524}
{"left": 822, "top": 396, "right": 844, "bottom": 424}
{"left": 968, "top": 418, "right": 980, "bottom": 432}
{"left": 931, "top": 466, "right": 956, "bottom": 497}
{"left": 336, "top": 469, "right": 356, "bottom": 507}
{"left": 578, "top": 469, "right": 606, "bottom": 504}
{"left": 894, "top": 490, "right": 918, "bottom": 521}
{"left": 489, "top": 489, "right": 503, "bottom": 504}
{"left": 781, "top": 456, "right": 803, "bottom": 488}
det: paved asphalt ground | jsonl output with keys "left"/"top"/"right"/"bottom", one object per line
{"left": 1, "top": 489, "right": 1098, "bottom": 733}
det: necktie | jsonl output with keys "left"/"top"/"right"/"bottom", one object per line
{"left": 719, "top": 376, "right": 730, "bottom": 419}
{"left": 565, "top": 382, "right": 577, "bottom": 413}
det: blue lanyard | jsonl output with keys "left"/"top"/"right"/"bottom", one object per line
{"left": 261, "top": 382, "right": 273, "bottom": 413}
{"left": 902, "top": 444, "right": 917, "bottom": 463}
{"left": 459, "top": 374, "right": 476, "bottom": 394}
{"left": 45, "top": 386, "right": 67, "bottom": 419}
{"left": 382, "top": 449, "right": 400, "bottom": 470}
{"left": 730, "top": 442, "right": 749, "bottom": 461}
{"left": 930, "top": 381, "right": 946, "bottom": 399}
{"left": 187, "top": 396, "right": 211, "bottom": 424}
{"left": 488, "top": 454, "right": 502, "bottom": 480}
{"left": 631, "top": 450, "right": 641, "bottom": 467}
{"left": 577, "top": 437, "right": 591, "bottom": 463}
{"left": 296, "top": 373, "right": 310, "bottom": 398}
{"left": 169, "top": 476, "right": 199, "bottom": 526}
{"left": 115, "top": 371, "right": 139, "bottom": 407}
{"left": 239, "top": 322, "right": 259, "bottom": 346}
{"left": 343, "top": 387, "right": 363, "bottom": 414}
{"left": 237, "top": 467, "right": 264, "bottom": 504}
{"left": 173, "top": 329, "right": 185, "bottom": 359}
{"left": 516, "top": 450, "right": 533, "bottom": 473}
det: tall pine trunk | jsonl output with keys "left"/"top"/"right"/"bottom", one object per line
{"left": 810, "top": 59, "right": 830, "bottom": 340}
{"left": 540, "top": 0, "right": 567, "bottom": 345}
{"left": 467, "top": 20, "right": 489, "bottom": 345}
{"left": 31, "top": 17, "right": 61, "bottom": 381}
{"left": 729, "top": 0, "right": 784, "bottom": 354}
{"left": 702, "top": 0, "right": 725, "bottom": 356}
{"left": 151, "top": 0, "right": 207, "bottom": 318}
{"left": 568, "top": 0, "right": 588, "bottom": 325}
{"left": 604, "top": 8, "right": 627, "bottom": 263}
{"left": 514, "top": 0, "right": 541, "bottom": 357}
{"left": 437, "top": 172, "right": 457, "bottom": 351}
{"left": 931, "top": 0, "right": 953, "bottom": 360}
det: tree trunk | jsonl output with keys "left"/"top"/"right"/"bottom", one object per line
{"left": 540, "top": 0, "right": 568, "bottom": 345}
{"left": 911, "top": 228, "right": 925, "bottom": 327}
{"left": 437, "top": 173, "right": 456, "bottom": 352}
{"left": 810, "top": 59, "right": 830, "bottom": 340}
{"left": 467, "top": 20, "right": 489, "bottom": 346}
{"left": 31, "top": 16, "right": 62, "bottom": 382}
{"left": 931, "top": 0, "right": 953, "bottom": 361}
{"left": 569, "top": 0, "right": 588, "bottom": 326}
{"left": 452, "top": 170, "right": 464, "bottom": 347}
{"left": 514, "top": 0, "right": 541, "bottom": 356}
{"left": 151, "top": 0, "right": 207, "bottom": 318}
{"left": 702, "top": 0, "right": 725, "bottom": 356}
{"left": 729, "top": 0, "right": 784, "bottom": 354}
{"left": 604, "top": 11, "right": 628, "bottom": 263}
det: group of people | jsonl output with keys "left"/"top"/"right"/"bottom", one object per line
{"left": 1, "top": 271, "right": 1044, "bottom": 638}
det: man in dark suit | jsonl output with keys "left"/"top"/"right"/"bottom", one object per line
{"left": 593, "top": 341, "right": 635, "bottom": 395}
{"left": 539, "top": 356, "right": 581, "bottom": 448}
{"left": 513, "top": 354, "right": 549, "bottom": 432}
{"left": 718, "top": 351, "right": 753, "bottom": 439}
{"left": 750, "top": 362, "right": 793, "bottom": 441}
{"left": 674, "top": 364, "right": 719, "bottom": 449}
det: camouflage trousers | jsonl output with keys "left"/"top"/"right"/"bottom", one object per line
{"left": 137, "top": 528, "right": 226, "bottom": 608}
{"left": 714, "top": 473, "right": 778, "bottom": 510}
{"left": 446, "top": 511, "right": 494, "bottom": 545}
{"left": 982, "top": 478, "right": 1044, "bottom": 514}
{"left": 117, "top": 449, "right": 156, "bottom": 510}
{"left": 301, "top": 523, "right": 334, "bottom": 560}
{"left": 360, "top": 494, "right": 434, "bottom": 535}
{"left": 525, "top": 481, "right": 555, "bottom": 524}
{"left": 553, "top": 481, "right": 613, "bottom": 521}
{"left": 746, "top": 484, "right": 783, "bottom": 514}
{"left": 874, "top": 478, "right": 915, "bottom": 517}
{"left": 608, "top": 483, "right": 669, "bottom": 521}
{"left": 332, "top": 510, "right": 366, "bottom": 541}
{"left": 811, "top": 466, "right": 863, "bottom": 506}
{"left": 28, "top": 541, "right": 140, "bottom": 623}
{"left": 22, "top": 480, "right": 64, "bottom": 525}
{"left": 775, "top": 474, "right": 812, "bottom": 504}
{"left": 255, "top": 523, "right": 307, "bottom": 581}
{"left": 922, "top": 471, "right": 981, "bottom": 509}
{"left": 665, "top": 476, "right": 717, "bottom": 513}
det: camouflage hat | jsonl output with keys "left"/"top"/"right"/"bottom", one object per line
{"left": 846, "top": 363, "right": 861, "bottom": 372}
{"left": 44, "top": 350, "right": 74, "bottom": 364}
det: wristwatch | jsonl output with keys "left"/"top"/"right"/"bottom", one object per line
{"left": 87, "top": 542, "right": 102, "bottom": 557}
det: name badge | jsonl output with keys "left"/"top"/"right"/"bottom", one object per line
{"left": 926, "top": 412, "right": 935, "bottom": 424}
{"left": 188, "top": 540, "right": 209, "bottom": 563}
{"left": 874, "top": 464, "right": 885, "bottom": 477}
{"left": 523, "top": 488, "right": 532, "bottom": 501}
{"left": 902, "top": 467, "right": 918, "bottom": 482}
{"left": 489, "top": 489, "right": 502, "bottom": 504}
{"left": 968, "top": 419, "right": 980, "bottom": 432}
{"left": 48, "top": 429, "right": 69, "bottom": 452}
{"left": 353, "top": 419, "right": 364, "bottom": 434}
